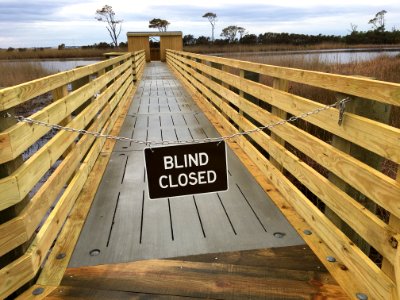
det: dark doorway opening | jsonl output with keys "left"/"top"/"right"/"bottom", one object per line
{"left": 150, "top": 37, "right": 160, "bottom": 61}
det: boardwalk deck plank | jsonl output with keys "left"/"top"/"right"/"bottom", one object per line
{"left": 53, "top": 247, "right": 348, "bottom": 300}
{"left": 69, "top": 62, "right": 303, "bottom": 268}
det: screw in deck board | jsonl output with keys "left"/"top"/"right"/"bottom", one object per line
{"left": 32, "top": 287, "right": 44, "bottom": 295}
{"left": 356, "top": 293, "right": 368, "bottom": 300}
{"left": 303, "top": 229, "right": 312, "bottom": 235}
{"left": 89, "top": 249, "right": 101, "bottom": 256}
{"left": 56, "top": 253, "right": 66, "bottom": 260}
{"left": 273, "top": 232, "right": 286, "bottom": 238}
{"left": 326, "top": 256, "right": 336, "bottom": 263}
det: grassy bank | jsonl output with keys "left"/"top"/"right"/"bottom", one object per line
{"left": 0, "top": 47, "right": 128, "bottom": 60}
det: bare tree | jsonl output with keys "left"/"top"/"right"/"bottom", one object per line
{"left": 348, "top": 23, "right": 358, "bottom": 34}
{"left": 149, "top": 18, "right": 170, "bottom": 32}
{"left": 95, "top": 5, "right": 123, "bottom": 47}
{"left": 202, "top": 12, "right": 217, "bottom": 42}
{"left": 368, "top": 10, "right": 387, "bottom": 32}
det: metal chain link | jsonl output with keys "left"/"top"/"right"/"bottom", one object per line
{"left": 6, "top": 97, "right": 350, "bottom": 147}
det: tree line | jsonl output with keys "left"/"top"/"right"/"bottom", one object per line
{"left": 183, "top": 30, "right": 400, "bottom": 46}
{"left": 185, "top": 10, "right": 399, "bottom": 46}
{"left": 94, "top": 6, "right": 399, "bottom": 49}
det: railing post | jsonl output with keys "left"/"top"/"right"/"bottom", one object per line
{"left": 239, "top": 69, "right": 260, "bottom": 106}
{"left": 52, "top": 85, "right": 75, "bottom": 158}
{"left": 97, "top": 68, "right": 107, "bottom": 93}
{"left": 270, "top": 78, "right": 289, "bottom": 171}
{"left": 52, "top": 85, "right": 69, "bottom": 125}
{"left": 71, "top": 69, "right": 90, "bottom": 115}
{"left": 132, "top": 53, "right": 138, "bottom": 83}
{"left": 238, "top": 69, "right": 260, "bottom": 131}
{"left": 209, "top": 62, "right": 227, "bottom": 115}
{"left": 219, "top": 64, "right": 231, "bottom": 120}
{"left": 325, "top": 91, "right": 392, "bottom": 256}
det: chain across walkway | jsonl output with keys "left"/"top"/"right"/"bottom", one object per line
{"left": 6, "top": 97, "right": 350, "bottom": 147}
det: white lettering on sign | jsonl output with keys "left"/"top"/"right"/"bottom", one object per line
{"left": 144, "top": 141, "right": 228, "bottom": 199}
{"left": 163, "top": 153, "right": 209, "bottom": 170}
{"left": 159, "top": 170, "right": 217, "bottom": 189}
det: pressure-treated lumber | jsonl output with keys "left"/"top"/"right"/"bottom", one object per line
{"left": 167, "top": 52, "right": 400, "bottom": 220}
{"left": 326, "top": 94, "right": 392, "bottom": 256}
{"left": 169, "top": 51, "right": 400, "bottom": 164}
{"left": 0, "top": 108, "right": 31, "bottom": 274}
{"left": 168, "top": 60, "right": 357, "bottom": 297}
{"left": 36, "top": 84, "right": 135, "bottom": 288}
{"left": 0, "top": 74, "right": 132, "bottom": 256}
{"left": 0, "top": 53, "right": 131, "bottom": 111}
{"left": 270, "top": 78, "right": 288, "bottom": 171}
{"left": 0, "top": 84, "right": 133, "bottom": 299}
{"left": 0, "top": 67, "right": 132, "bottom": 212}
{"left": 0, "top": 53, "right": 134, "bottom": 299}
{"left": 168, "top": 54, "right": 398, "bottom": 264}
{"left": 169, "top": 50, "right": 400, "bottom": 106}
{"left": 168, "top": 54, "right": 397, "bottom": 300}
{"left": 0, "top": 60, "right": 132, "bottom": 164}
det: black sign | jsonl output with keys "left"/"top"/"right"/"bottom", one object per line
{"left": 144, "top": 141, "right": 228, "bottom": 199}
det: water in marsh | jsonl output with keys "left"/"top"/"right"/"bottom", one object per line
{"left": 217, "top": 48, "right": 400, "bottom": 64}
{"left": 12, "top": 58, "right": 101, "bottom": 72}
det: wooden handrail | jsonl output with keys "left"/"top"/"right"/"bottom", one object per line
{"left": 0, "top": 50, "right": 146, "bottom": 299}
{"left": 167, "top": 49, "right": 400, "bottom": 300}
{"left": 172, "top": 51, "right": 400, "bottom": 106}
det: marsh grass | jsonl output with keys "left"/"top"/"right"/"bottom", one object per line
{"left": 185, "top": 43, "right": 400, "bottom": 54}
{"left": 0, "top": 47, "right": 125, "bottom": 60}
{"left": 0, "top": 61, "right": 51, "bottom": 87}
{"left": 223, "top": 52, "right": 400, "bottom": 127}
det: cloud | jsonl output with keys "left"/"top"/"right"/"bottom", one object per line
{"left": 0, "top": 1, "right": 86, "bottom": 22}
{"left": 0, "top": 0, "right": 399, "bottom": 47}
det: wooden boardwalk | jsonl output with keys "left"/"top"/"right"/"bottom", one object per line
{"left": 2, "top": 48, "right": 397, "bottom": 299}
{"left": 69, "top": 62, "right": 303, "bottom": 267}
{"left": 43, "top": 62, "right": 349, "bottom": 299}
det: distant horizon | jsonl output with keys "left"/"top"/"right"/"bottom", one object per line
{"left": 2, "top": 29, "right": 400, "bottom": 50}
{"left": 1, "top": 0, "right": 399, "bottom": 48}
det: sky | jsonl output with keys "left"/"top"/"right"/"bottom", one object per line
{"left": 0, "top": 0, "right": 399, "bottom": 48}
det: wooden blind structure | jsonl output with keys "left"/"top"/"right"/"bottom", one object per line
{"left": 127, "top": 31, "right": 183, "bottom": 62}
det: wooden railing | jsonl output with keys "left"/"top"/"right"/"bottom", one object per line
{"left": 0, "top": 50, "right": 145, "bottom": 298}
{"left": 167, "top": 49, "right": 400, "bottom": 300}
{"left": 132, "top": 50, "right": 146, "bottom": 82}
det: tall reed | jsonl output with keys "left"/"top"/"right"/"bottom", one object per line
{"left": 0, "top": 61, "right": 51, "bottom": 87}
{"left": 185, "top": 43, "right": 400, "bottom": 54}
{"left": 0, "top": 47, "right": 127, "bottom": 60}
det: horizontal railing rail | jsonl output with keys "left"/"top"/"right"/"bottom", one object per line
{"left": 132, "top": 50, "right": 146, "bottom": 82}
{"left": 0, "top": 50, "right": 145, "bottom": 298}
{"left": 167, "top": 49, "right": 400, "bottom": 300}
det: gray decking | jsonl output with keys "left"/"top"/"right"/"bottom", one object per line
{"left": 69, "top": 62, "right": 304, "bottom": 267}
